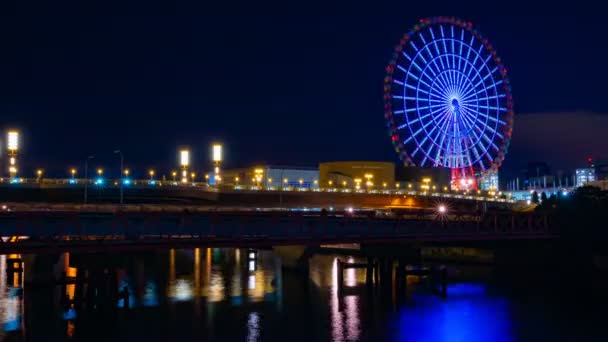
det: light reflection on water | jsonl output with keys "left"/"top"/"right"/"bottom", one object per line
{"left": 0, "top": 249, "right": 600, "bottom": 340}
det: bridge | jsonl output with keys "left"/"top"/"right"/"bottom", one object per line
{"left": 0, "top": 178, "right": 517, "bottom": 211}
{"left": 0, "top": 204, "right": 553, "bottom": 254}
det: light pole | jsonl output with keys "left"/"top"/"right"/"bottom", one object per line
{"left": 84, "top": 155, "right": 95, "bottom": 204}
{"left": 114, "top": 150, "right": 124, "bottom": 205}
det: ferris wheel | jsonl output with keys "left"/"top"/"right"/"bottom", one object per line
{"left": 384, "top": 17, "right": 514, "bottom": 189}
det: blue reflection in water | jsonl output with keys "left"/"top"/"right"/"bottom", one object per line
{"left": 143, "top": 281, "right": 159, "bottom": 307}
{"left": 394, "top": 283, "right": 514, "bottom": 342}
{"left": 247, "top": 312, "right": 261, "bottom": 342}
{"left": 117, "top": 279, "right": 136, "bottom": 308}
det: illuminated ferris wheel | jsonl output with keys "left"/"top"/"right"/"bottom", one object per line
{"left": 384, "top": 17, "right": 514, "bottom": 189}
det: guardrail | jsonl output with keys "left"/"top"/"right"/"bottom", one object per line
{"left": 0, "top": 209, "right": 553, "bottom": 253}
{"left": 0, "top": 178, "right": 516, "bottom": 203}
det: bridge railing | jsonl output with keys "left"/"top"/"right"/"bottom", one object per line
{"left": 0, "top": 210, "right": 554, "bottom": 251}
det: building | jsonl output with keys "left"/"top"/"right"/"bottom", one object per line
{"left": 222, "top": 165, "right": 319, "bottom": 188}
{"left": 395, "top": 166, "right": 450, "bottom": 189}
{"left": 479, "top": 170, "right": 499, "bottom": 191}
{"left": 319, "top": 161, "right": 395, "bottom": 189}
{"left": 575, "top": 168, "right": 596, "bottom": 187}
{"left": 594, "top": 159, "right": 608, "bottom": 181}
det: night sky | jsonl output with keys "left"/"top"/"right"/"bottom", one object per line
{"left": 0, "top": 2, "right": 603, "bottom": 179}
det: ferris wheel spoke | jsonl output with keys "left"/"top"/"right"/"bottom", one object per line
{"left": 422, "top": 42, "right": 443, "bottom": 76}
{"left": 474, "top": 108, "right": 507, "bottom": 126}
{"left": 435, "top": 114, "right": 453, "bottom": 166}
{"left": 476, "top": 94, "right": 506, "bottom": 103}
{"left": 460, "top": 111, "right": 483, "bottom": 146}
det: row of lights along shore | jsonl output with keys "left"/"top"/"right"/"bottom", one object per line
{"left": 1, "top": 130, "right": 224, "bottom": 186}
{"left": 1, "top": 131, "right": 507, "bottom": 201}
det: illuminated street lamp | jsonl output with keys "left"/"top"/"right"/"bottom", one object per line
{"left": 254, "top": 168, "right": 263, "bottom": 187}
{"left": 298, "top": 179, "right": 303, "bottom": 189}
{"left": 70, "top": 168, "right": 77, "bottom": 179}
{"left": 354, "top": 178, "right": 362, "bottom": 190}
{"left": 396, "top": 183, "right": 400, "bottom": 189}
{"left": 342, "top": 180, "right": 347, "bottom": 188}
{"left": 36, "top": 169, "right": 43, "bottom": 182}
{"left": 149, "top": 170, "right": 155, "bottom": 180}
{"left": 191, "top": 172, "right": 196, "bottom": 182}
{"left": 212, "top": 143, "right": 222, "bottom": 184}
{"left": 7, "top": 131, "right": 19, "bottom": 178}
{"left": 267, "top": 178, "right": 272, "bottom": 187}
{"left": 83, "top": 155, "right": 95, "bottom": 203}
{"left": 180, "top": 148, "right": 190, "bottom": 183}
{"left": 328, "top": 180, "right": 333, "bottom": 188}
{"left": 95, "top": 168, "right": 104, "bottom": 186}
{"left": 235, "top": 176, "right": 240, "bottom": 185}
{"left": 364, "top": 173, "right": 374, "bottom": 190}
{"left": 114, "top": 150, "right": 124, "bottom": 204}
{"left": 124, "top": 169, "right": 130, "bottom": 177}
{"left": 171, "top": 170, "right": 177, "bottom": 182}
{"left": 383, "top": 182, "right": 387, "bottom": 189}
{"left": 313, "top": 179, "right": 318, "bottom": 187}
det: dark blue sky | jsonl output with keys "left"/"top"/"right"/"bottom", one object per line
{"left": 0, "top": 1, "right": 603, "bottom": 178}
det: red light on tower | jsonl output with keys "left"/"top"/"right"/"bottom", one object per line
{"left": 587, "top": 157, "right": 594, "bottom": 167}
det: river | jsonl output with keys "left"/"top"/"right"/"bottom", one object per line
{"left": 0, "top": 248, "right": 605, "bottom": 341}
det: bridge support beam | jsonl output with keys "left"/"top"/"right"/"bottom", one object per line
{"left": 273, "top": 245, "right": 315, "bottom": 273}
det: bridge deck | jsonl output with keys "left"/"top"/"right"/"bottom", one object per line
{"left": 0, "top": 208, "right": 554, "bottom": 253}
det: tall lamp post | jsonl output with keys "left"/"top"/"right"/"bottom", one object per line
{"left": 84, "top": 155, "right": 95, "bottom": 204}
{"left": 114, "top": 150, "right": 124, "bottom": 204}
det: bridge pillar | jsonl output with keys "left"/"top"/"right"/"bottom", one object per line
{"left": 23, "top": 254, "right": 61, "bottom": 286}
{"left": 273, "top": 245, "right": 315, "bottom": 273}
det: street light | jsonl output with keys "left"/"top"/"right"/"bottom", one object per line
{"left": 114, "top": 150, "right": 124, "bottom": 204}
{"left": 70, "top": 168, "right": 77, "bottom": 179}
{"left": 171, "top": 170, "right": 177, "bottom": 182}
{"left": 298, "top": 179, "right": 303, "bottom": 189}
{"left": 36, "top": 169, "right": 43, "bottom": 182}
{"left": 328, "top": 180, "right": 333, "bottom": 188}
{"left": 7, "top": 131, "right": 19, "bottom": 179}
{"left": 191, "top": 172, "right": 196, "bottom": 182}
{"left": 212, "top": 143, "right": 223, "bottom": 184}
{"left": 149, "top": 170, "right": 155, "bottom": 180}
{"left": 179, "top": 148, "right": 190, "bottom": 183}
{"left": 84, "top": 156, "right": 95, "bottom": 204}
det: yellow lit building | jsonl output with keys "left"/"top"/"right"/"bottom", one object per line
{"left": 319, "top": 161, "right": 395, "bottom": 189}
